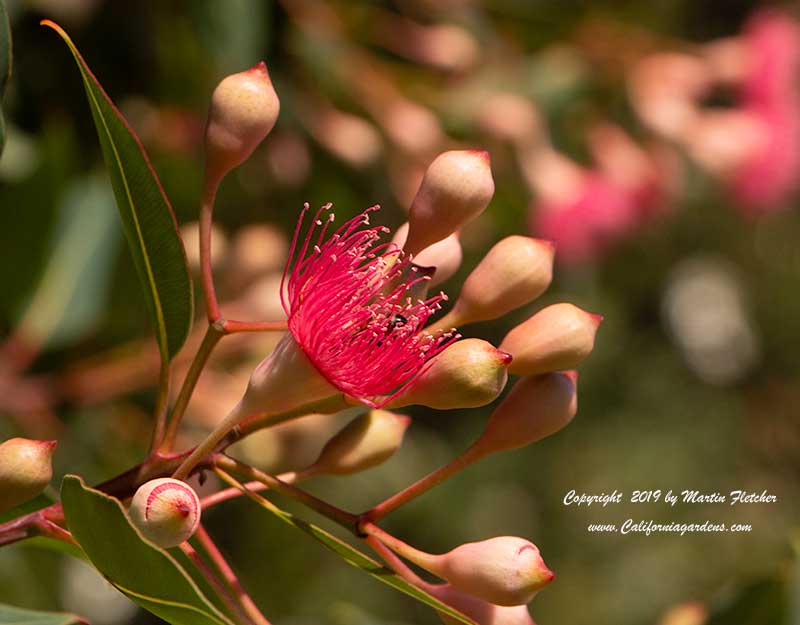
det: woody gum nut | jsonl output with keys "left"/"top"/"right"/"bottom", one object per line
{"left": 499, "top": 303, "right": 602, "bottom": 376}
{"left": 308, "top": 410, "right": 411, "bottom": 476}
{"left": 0, "top": 438, "right": 56, "bottom": 514}
{"left": 129, "top": 478, "right": 201, "bottom": 548}
{"left": 386, "top": 339, "right": 511, "bottom": 410}
{"left": 416, "top": 537, "right": 554, "bottom": 607}
{"left": 204, "top": 61, "right": 280, "bottom": 182}
{"left": 393, "top": 222, "right": 463, "bottom": 287}
{"left": 449, "top": 236, "right": 554, "bottom": 326}
{"left": 478, "top": 372, "right": 578, "bottom": 454}
{"left": 404, "top": 150, "right": 495, "bottom": 255}
{"left": 430, "top": 584, "right": 537, "bottom": 625}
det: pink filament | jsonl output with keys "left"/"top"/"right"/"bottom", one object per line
{"left": 281, "top": 203, "right": 458, "bottom": 405}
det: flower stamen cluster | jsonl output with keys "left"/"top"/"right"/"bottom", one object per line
{"left": 281, "top": 202, "right": 459, "bottom": 405}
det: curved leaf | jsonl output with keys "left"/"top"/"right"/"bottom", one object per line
{"left": 0, "top": 603, "right": 85, "bottom": 625}
{"left": 60, "top": 475, "right": 235, "bottom": 625}
{"left": 42, "top": 20, "right": 193, "bottom": 362}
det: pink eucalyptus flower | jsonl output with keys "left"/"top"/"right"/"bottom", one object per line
{"left": 730, "top": 10, "right": 800, "bottom": 213}
{"left": 281, "top": 203, "right": 457, "bottom": 405}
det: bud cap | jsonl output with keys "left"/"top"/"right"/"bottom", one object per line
{"left": 387, "top": 339, "right": 510, "bottom": 410}
{"left": 205, "top": 62, "right": 280, "bottom": 183}
{"left": 429, "top": 584, "right": 537, "bottom": 625}
{"left": 499, "top": 303, "right": 601, "bottom": 376}
{"left": 478, "top": 372, "right": 578, "bottom": 454}
{"left": 0, "top": 438, "right": 56, "bottom": 513}
{"left": 423, "top": 537, "right": 554, "bottom": 607}
{"left": 449, "top": 236, "right": 554, "bottom": 326}
{"left": 308, "top": 410, "right": 411, "bottom": 476}
{"left": 129, "top": 478, "right": 201, "bottom": 548}
{"left": 405, "top": 150, "right": 494, "bottom": 255}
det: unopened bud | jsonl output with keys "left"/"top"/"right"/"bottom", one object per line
{"left": 393, "top": 223, "right": 463, "bottom": 286}
{"left": 387, "top": 339, "right": 510, "bottom": 410}
{"left": 0, "top": 438, "right": 56, "bottom": 513}
{"left": 409, "top": 537, "right": 554, "bottom": 607}
{"left": 305, "top": 410, "right": 410, "bottom": 476}
{"left": 404, "top": 150, "right": 495, "bottom": 255}
{"left": 445, "top": 237, "right": 554, "bottom": 327}
{"left": 129, "top": 478, "right": 201, "bottom": 548}
{"left": 478, "top": 373, "right": 577, "bottom": 454}
{"left": 429, "top": 584, "right": 536, "bottom": 625}
{"left": 499, "top": 303, "right": 601, "bottom": 376}
{"left": 205, "top": 62, "right": 280, "bottom": 183}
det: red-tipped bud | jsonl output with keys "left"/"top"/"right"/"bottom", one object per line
{"left": 393, "top": 223, "right": 463, "bottom": 286}
{"left": 387, "top": 339, "right": 510, "bottom": 410}
{"left": 306, "top": 410, "right": 411, "bottom": 476}
{"left": 0, "top": 438, "right": 56, "bottom": 513}
{"left": 499, "top": 303, "right": 601, "bottom": 376}
{"left": 404, "top": 150, "right": 495, "bottom": 255}
{"left": 129, "top": 478, "right": 201, "bottom": 548}
{"left": 447, "top": 237, "right": 554, "bottom": 326}
{"left": 204, "top": 62, "right": 280, "bottom": 183}
{"left": 430, "top": 584, "right": 537, "bottom": 625}
{"left": 477, "top": 373, "right": 577, "bottom": 454}
{"left": 410, "top": 537, "right": 554, "bottom": 607}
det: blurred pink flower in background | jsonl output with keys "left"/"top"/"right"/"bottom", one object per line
{"left": 729, "top": 10, "right": 800, "bottom": 213}
{"left": 527, "top": 124, "right": 668, "bottom": 265}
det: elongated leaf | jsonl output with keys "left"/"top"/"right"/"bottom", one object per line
{"left": 0, "top": 603, "right": 85, "bottom": 625}
{"left": 42, "top": 21, "right": 193, "bottom": 362}
{"left": 60, "top": 476, "right": 235, "bottom": 625}
{"left": 216, "top": 473, "right": 475, "bottom": 625}
{"left": 0, "top": 0, "right": 11, "bottom": 155}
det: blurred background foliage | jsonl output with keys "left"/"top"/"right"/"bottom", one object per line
{"left": 0, "top": 1, "right": 799, "bottom": 625}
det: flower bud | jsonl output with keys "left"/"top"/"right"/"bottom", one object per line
{"left": 404, "top": 150, "right": 495, "bottom": 255}
{"left": 499, "top": 303, "right": 601, "bottom": 376}
{"left": 386, "top": 339, "right": 510, "bottom": 410}
{"left": 129, "top": 478, "right": 201, "bottom": 548}
{"left": 429, "top": 584, "right": 536, "bottom": 625}
{"left": 444, "top": 237, "right": 554, "bottom": 327}
{"left": 204, "top": 62, "right": 280, "bottom": 183}
{"left": 477, "top": 373, "right": 577, "bottom": 455}
{"left": 410, "top": 537, "right": 554, "bottom": 607}
{"left": 393, "top": 222, "right": 463, "bottom": 286}
{"left": 425, "top": 584, "right": 536, "bottom": 625}
{"left": 305, "top": 410, "right": 411, "bottom": 476}
{"left": 0, "top": 438, "right": 56, "bottom": 513}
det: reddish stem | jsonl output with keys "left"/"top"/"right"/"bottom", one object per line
{"left": 200, "top": 175, "right": 222, "bottom": 323}
{"left": 222, "top": 320, "right": 288, "bottom": 334}
{"left": 195, "top": 525, "right": 271, "bottom": 625}
{"left": 363, "top": 443, "right": 486, "bottom": 523}
{"left": 180, "top": 540, "right": 253, "bottom": 625}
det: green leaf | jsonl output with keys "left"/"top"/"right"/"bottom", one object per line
{"left": 0, "top": 0, "right": 11, "bottom": 155}
{"left": 15, "top": 174, "right": 120, "bottom": 349}
{"left": 60, "top": 475, "right": 235, "bottom": 625}
{"left": 218, "top": 475, "right": 475, "bottom": 625}
{"left": 42, "top": 20, "right": 193, "bottom": 362}
{"left": 0, "top": 602, "right": 85, "bottom": 625}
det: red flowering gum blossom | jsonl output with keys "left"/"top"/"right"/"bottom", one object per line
{"left": 281, "top": 203, "right": 458, "bottom": 405}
